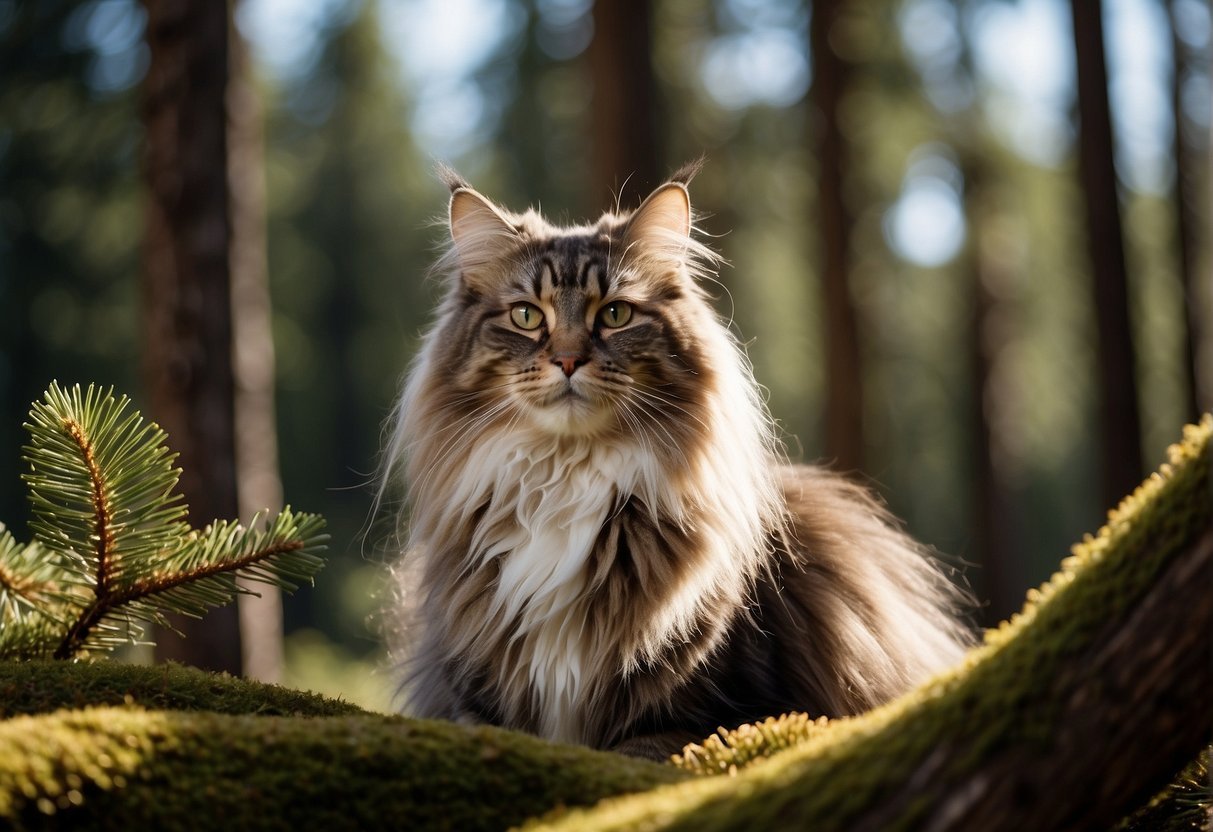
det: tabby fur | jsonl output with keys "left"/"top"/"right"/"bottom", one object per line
{"left": 382, "top": 165, "right": 972, "bottom": 758}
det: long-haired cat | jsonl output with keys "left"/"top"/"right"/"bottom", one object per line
{"left": 382, "top": 163, "right": 973, "bottom": 759}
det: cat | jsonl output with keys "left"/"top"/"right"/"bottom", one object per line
{"left": 381, "top": 162, "right": 974, "bottom": 759}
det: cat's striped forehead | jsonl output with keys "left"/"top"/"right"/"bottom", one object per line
{"left": 527, "top": 233, "right": 615, "bottom": 299}
{"left": 531, "top": 236, "right": 611, "bottom": 298}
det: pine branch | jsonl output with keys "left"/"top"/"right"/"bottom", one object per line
{"left": 1120, "top": 750, "right": 1212, "bottom": 831}
{"left": 54, "top": 509, "right": 327, "bottom": 657}
{"left": 0, "top": 526, "right": 79, "bottom": 660}
{"left": 22, "top": 383, "right": 187, "bottom": 597}
{"left": 68, "top": 417, "right": 113, "bottom": 595}
{"left": 0, "top": 528, "right": 61, "bottom": 614}
{"left": 0, "top": 614, "right": 65, "bottom": 662}
{"left": 2, "top": 382, "right": 328, "bottom": 660}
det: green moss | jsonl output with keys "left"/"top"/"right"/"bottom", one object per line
{"left": 671, "top": 712, "right": 833, "bottom": 776}
{"left": 526, "top": 418, "right": 1213, "bottom": 831}
{"left": 0, "top": 706, "right": 685, "bottom": 831}
{"left": 0, "top": 659, "right": 367, "bottom": 719}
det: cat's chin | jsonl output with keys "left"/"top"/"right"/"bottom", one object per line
{"left": 528, "top": 393, "right": 615, "bottom": 438}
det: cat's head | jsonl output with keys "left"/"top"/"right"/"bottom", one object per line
{"left": 419, "top": 165, "right": 725, "bottom": 444}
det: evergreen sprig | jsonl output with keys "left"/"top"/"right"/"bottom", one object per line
{"left": 0, "top": 382, "right": 328, "bottom": 660}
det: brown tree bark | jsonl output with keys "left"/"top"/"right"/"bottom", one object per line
{"left": 961, "top": 160, "right": 1019, "bottom": 623}
{"left": 1164, "top": 0, "right": 1208, "bottom": 418}
{"left": 810, "top": 0, "right": 864, "bottom": 473}
{"left": 141, "top": 0, "right": 241, "bottom": 674}
{"left": 852, "top": 524, "right": 1213, "bottom": 831}
{"left": 228, "top": 14, "right": 284, "bottom": 684}
{"left": 588, "top": 0, "right": 662, "bottom": 209}
{"left": 1070, "top": 0, "right": 1144, "bottom": 509}
{"left": 944, "top": 4, "right": 1019, "bottom": 622}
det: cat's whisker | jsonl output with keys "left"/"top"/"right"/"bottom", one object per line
{"left": 614, "top": 395, "right": 682, "bottom": 462}
{"left": 434, "top": 379, "right": 527, "bottom": 410}
{"left": 397, "top": 393, "right": 512, "bottom": 455}
{"left": 627, "top": 382, "right": 694, "bottom": 413}
{"left": 613, "top": 400, "right": 660, "bottom": 462}
{"left": 627, "top": 385, "right": 713, "bottom": 437}
{"left": 411, "top": 398, "right": 516, "bottom": 497}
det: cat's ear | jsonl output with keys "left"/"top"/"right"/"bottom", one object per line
{"left": 448, "top": 187, "right": 518, "bottom": 280}
{"left": 621, "top": 183, "right": 692, "bottom": 256}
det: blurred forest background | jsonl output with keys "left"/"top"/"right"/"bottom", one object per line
{"left": 0, "top": 0, "right": 1208, "bottom": 712}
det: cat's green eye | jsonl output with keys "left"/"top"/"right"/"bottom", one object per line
{"left": 510, "top": 303, "right": 544, "bottom": 331}
{"left": 598, "top": 301, "right": 633, "bottom": 329}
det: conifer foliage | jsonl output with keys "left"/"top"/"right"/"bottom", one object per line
{"left": 0, "top": 382, "right": 326, "bottom": 660}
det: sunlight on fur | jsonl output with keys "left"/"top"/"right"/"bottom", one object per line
{"left": 380, "top": 163, "right": 974, "bottom": 759}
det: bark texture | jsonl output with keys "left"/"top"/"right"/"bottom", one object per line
{"left": 858, "top": 527, "right": 1213, "bottom": 831}
{"left": 1165, "top": 0, "right": 1209, "bottom": 418}
{"left": 810, "top": 0, "right": 864, "bottom": 473}
{"left": 962, "top": 159, "right": 1019, "bottom": 623}
{"left": 589, "top": 0, "right": 662, "bottom": 209}
{"left": 140, "top": 0, "right": 241, "bottom": 673}
{"left": 228, "top": 15, "right": 285, "bottom": 684}
{"left": 1071, "top": 0, "right": 1144, "bottom": 508}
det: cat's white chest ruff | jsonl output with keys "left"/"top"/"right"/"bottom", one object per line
{"left": 468, "top": 438, "right": 652, "bottom": 742}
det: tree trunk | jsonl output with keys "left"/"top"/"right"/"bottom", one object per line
{"left": 961, "top": 159, "right": 1019, "bottom": 623}
{"left": 947, "top": 2, "right": 1018, "bottom": 622}
{"left": 228, "top": 13, "right": 285, "bottom": 684}
{"left": 1070, "top": 0, "right": 1144, "bottom": 508}
{"left": 141, "top": 0, "right": 241, "bottom": 674}
{"left": 810, "top": 0, "right": 864, "bottom": 473}
{"left": 589, "top": 0, "right": 662, "bottom": 209}
{"left": 1164, "top": 0, "right": 1208, "bottom": 418}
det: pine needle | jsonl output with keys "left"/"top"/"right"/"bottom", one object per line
{"left": 0, "top": 382, "right": 328, "bottom": 660}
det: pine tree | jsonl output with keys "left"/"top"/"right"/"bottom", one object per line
{"left": 0, "top": 382, "right": 326, "bottom": 660}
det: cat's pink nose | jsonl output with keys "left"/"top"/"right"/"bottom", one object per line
{"left": 552, "top": 353, "right": 587, "bottom": 377}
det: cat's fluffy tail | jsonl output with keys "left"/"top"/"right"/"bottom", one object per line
{"left": 767, "top": 464, "right": 976, "bottom": 715}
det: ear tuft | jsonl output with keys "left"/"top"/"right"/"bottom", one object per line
{"left": 436, "top": 163, "right": 469, "bottom": 193}
{"left": 668, "top": 157, "right": 706, "bottom": 186}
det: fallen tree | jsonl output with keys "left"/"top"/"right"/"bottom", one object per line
{"left": 0, "top": 417, "right": 1208, "bottom": 830}
{"left": 0, "top": 706, "right": 683, "bottom": 831}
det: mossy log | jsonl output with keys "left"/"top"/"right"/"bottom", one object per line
{"left": 0, "top": 419, "right": 1208, "bottom": 831}
{"left": 0, "top": 659, "right": 366, "bottom": 719}
{"left": 0, "top": 707, "right": 683, "bottom": 831}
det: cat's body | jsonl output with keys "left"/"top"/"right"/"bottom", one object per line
{"left": 384, "top": 165, "right": 972, "bottom": 758}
